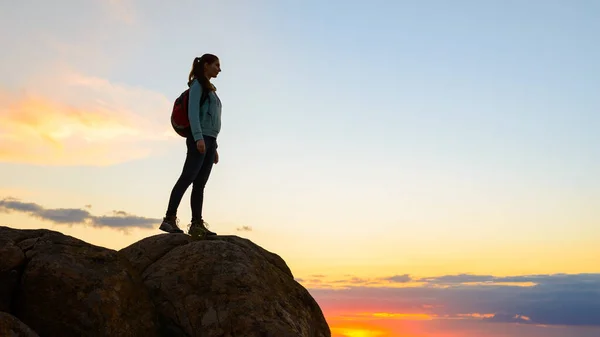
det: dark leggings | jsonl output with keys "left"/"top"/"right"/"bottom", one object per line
{"left": 166, "top": 135, "right": 217, "bottom": 221}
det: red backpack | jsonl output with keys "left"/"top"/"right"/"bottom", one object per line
{"left": 170, "top": 87, "right": 208, "bottom": 137}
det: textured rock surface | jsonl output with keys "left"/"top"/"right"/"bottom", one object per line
{"left": 0, "top": 236, "right": 25, "bottom": 312}
{"left": 0, "top": 226, "right": 331, "bottom": 337}
{"left": 0, "top": 226, "right": 159, "bottom": 337}
{"left": 0, "top": 311, "right": 39, "bottom": 337}
{"left": 120, "top": 234, "right": 331, "bottom": 337}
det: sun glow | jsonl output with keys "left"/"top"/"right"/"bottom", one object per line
{"left": 332, "top": 327, "right": 387, "bottom": 337}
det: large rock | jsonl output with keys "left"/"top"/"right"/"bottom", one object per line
{"left": 120, "top": 234, "right": 331, "bottom": 337}
{"left": 0, "top": 226, "right": 159, "bottom": 337}
{"left": 0, "top": 226, "right": 331, "bottom": 337}
{"left": 0, "top": 312, "right": 39, "bottom": 337}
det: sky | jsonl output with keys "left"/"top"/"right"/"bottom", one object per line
{"left": 1, "top": 0, "right": 599, "bottom": 336}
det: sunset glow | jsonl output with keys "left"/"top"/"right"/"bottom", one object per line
{"left": 1, "top": 1, "right": 599, "bottom": 336}
{"left": 330, "top": 321, "right": 390, "bottom": 337}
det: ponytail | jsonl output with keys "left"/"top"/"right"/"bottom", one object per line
{"left": 188, "top": 54, "right": 218, "bottom": 92}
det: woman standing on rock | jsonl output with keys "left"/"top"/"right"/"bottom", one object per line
{"left": 160, "top": 54, "right": 222, "bottom": 237}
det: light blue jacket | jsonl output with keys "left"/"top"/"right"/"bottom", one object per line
{"left": 187, "top": 79, "right": 222, "bottom": 142}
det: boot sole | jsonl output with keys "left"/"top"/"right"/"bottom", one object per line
{"left": 159, "top": 224, "right": 183, "bottom": 234}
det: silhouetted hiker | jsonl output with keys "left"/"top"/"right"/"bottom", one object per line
{"left": 160, "top": 54, "right": 222, "bottom": 237}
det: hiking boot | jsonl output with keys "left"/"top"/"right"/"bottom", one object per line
{"left": 188, "top": 219, "right": 217, "bottom": 238}
{"left": 159, "top": 215, "right": 183, "bottom": 233}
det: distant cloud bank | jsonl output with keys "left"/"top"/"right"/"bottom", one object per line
{"left": 304, "top": 273, "right": 600, "bottom": 327}
{"left": 0, "top": 197, "right": 159, "bottom": 230}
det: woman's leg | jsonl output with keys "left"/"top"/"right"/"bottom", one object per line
{"left": 161, "top": 136, "right": 206, "bottom": 233}
{"left": 189, "top": 136, "right": 217, "bottom": 234}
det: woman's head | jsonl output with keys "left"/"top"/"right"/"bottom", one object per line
{"left": 188, "top": 54, "right": 220, "bottom": 88}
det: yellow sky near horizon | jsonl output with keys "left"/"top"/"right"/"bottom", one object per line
{"left": 3, "top": 206, "right": 598, "bottom": 281}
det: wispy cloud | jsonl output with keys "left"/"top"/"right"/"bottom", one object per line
{"left": 0, "top": 70, "right": 175, "bottom": 166}
{"left": 383, "top": 274, "right": 412, "bottom": 283}
{"left": 484, "top": 313, "right": 532, "bottom": 324}
{"left": 308, "top": 273, "right": 600, "bottom": 327}
{"left": 0, "top": 197, "right": 159, "bottom": 230}
{"left": 418, "top": 273, "right": 496, "bottom": 284}
{"left": 236, "top": 225, "right": 253, "bottom": 232}
{"left": 302, "top": 274, "right": 414, "bottom": 289}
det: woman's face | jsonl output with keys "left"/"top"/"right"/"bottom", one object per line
{"left": 205, "top": 59, "right": 221, "bottom": 78}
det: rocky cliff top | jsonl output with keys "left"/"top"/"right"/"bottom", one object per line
{"left": 0, "top": 226, "right": 331, "bottom": 337}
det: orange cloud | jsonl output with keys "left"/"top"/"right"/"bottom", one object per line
{"left": 370, "top": 313, "right": 433, "bottom": 320}
{"left": 0, "top": 71, "right": 177, "bottom": 166}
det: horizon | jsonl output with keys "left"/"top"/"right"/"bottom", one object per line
{"left": 1, "top": 1, "right": 599, "bottom": 336}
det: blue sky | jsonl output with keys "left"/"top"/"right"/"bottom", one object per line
{"left": 1, "top": 1, "right": 599, "bottom": 335}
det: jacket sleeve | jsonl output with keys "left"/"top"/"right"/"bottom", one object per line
{"left": 188, "top": 80, "right": 203, "bottom": 141}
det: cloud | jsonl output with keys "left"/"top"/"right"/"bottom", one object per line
{"left": 415, "top": 273, "right": 600, "bottom": 288}
{"left": 484, "top": 313, "right": 532, "bottom": 324}
{"left": 306, "top": 279, "right": 323, "bottom": 284}
{"left": 301, "top": 274, "right": 413, "bottom": 289}
{"left": 384, "top": 274, "right": 412, "bottom": 283}
{"left": 0, "top": 69, "right": 176, "bottom": 166}
{"left": 236, "top": 226, "right": 253, "bottom": 232}
{"left": 308, "top": 273, "right": 600, "bottom": 327}
{"left": 0, "top": 197, "right": 159, "bottom": 230}
{"left": 323, "top": 277, "right": 386, "bottom": 288}
{"left": 418, "top": 274, "right": 495, "bottom": 285}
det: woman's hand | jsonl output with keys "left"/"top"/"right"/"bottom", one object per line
{"left": 196, "top": 139, "right": 206, "bottom": 153}
{"left": 214, "top": 150, "right": 219, "bottom": 164}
